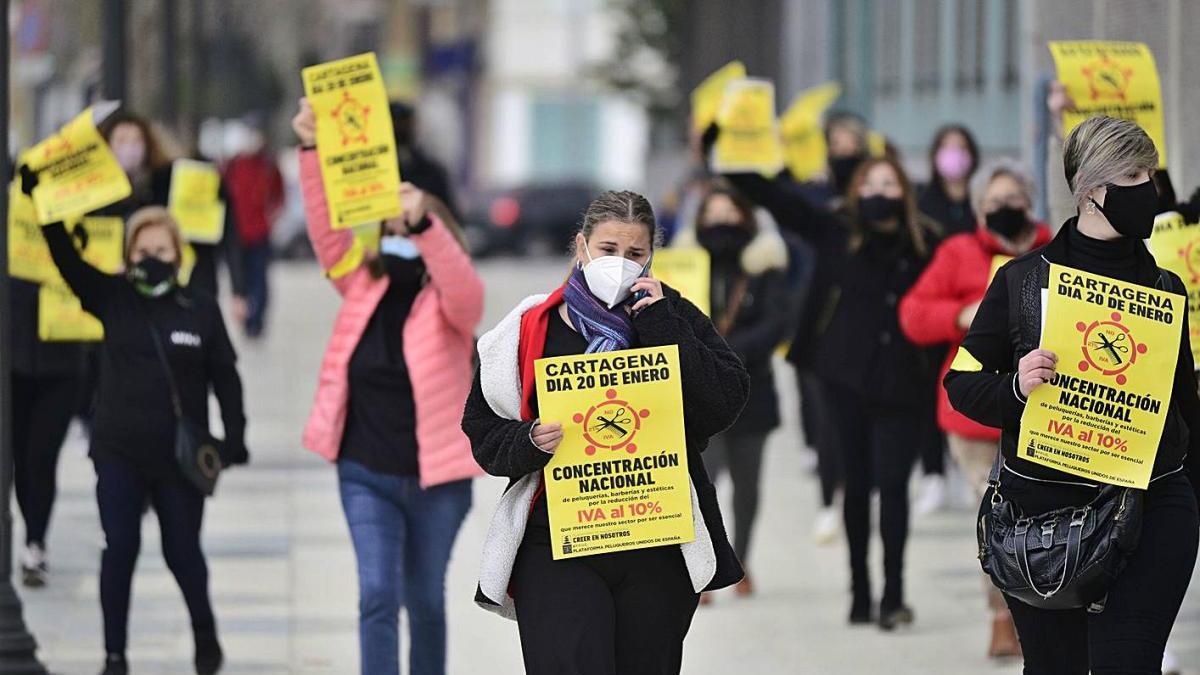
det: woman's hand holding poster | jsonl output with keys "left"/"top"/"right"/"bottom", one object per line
{"left": 1019, "top": 264, "right": 1183, "bottom": 488}
{"left": 535, "top": 346, "right": 694, "bottom": 560}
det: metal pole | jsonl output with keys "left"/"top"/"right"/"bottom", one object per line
{"left": 0, "top": 0, "right": 52, "bottom": 668}
{"left": 190, "top": 0, "right": 208, "bottom": 142}
{"left": 103, "top": 0, "right": 127, "bottom": 101}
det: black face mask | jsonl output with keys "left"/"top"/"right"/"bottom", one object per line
{"left": 1091, "top": 180, "right": 1158, "bottom": 240}
{"left": 858, "top": 195, "right": 904, "bottom": 224}
{"left": 829, "top": 155, "right": 865, "bottom": 193}
{"left": 128, "top": 257, "right": 177, "bottom": 298}
{"left": 383, "top": 256, "right": 426, "bottom": 295}
{"left": 985, "top": 206, "right": 1029, "bottom": 240}
{"left": 697, "top": 223, "right": 753, "bottom": 263}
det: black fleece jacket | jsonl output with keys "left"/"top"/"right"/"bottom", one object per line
{"left": 462, "top": 285, "right": 750, "bottom": 590}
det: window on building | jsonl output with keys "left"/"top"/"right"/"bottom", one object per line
{"left": 913, "top": 0, "right": 941, "bottom": 93}
{"left": 530, "top": 96, "right": 600, "bottom": 182}
{"left": 876, "top": 2, "right": 902, "bottom": 96}
{"left": 1003, "top": 0, "right": 1019, "bottom": 88}
{"left": 955, "top": 0, "right": 986, "bottom": 91}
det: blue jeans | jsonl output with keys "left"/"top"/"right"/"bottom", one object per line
{"left": 337, "top": 459, "right": 472, "bottom": 675}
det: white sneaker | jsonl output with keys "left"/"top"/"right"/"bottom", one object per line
{"left": 1162, "top": 647, "right": 1180, "bottom": 675}
{"left": 813, "top": 506, "right": 841, "bottom": 545}
{"left": 21, "top": 543, "right": 48, "bottom": 588}
{"left": 914, "top": 474, "right": 948, "bottom": 517}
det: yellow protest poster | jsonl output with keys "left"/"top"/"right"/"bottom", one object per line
{"left": 168, "top": 159, "right": 226, "bottom": 244}
{"left": 1049, "top": 41, "right": 1166, "bottom": 167}
{"left": 353, "top": 221, "right": 382, "bottom": 254}
{"left": 712, "top": 79, "right": 784, "bottom": 176}
{"left": 779, "top": 82, "right": 841, "bottom": 182}
{"left": 989, "top": 255, "right": 1013, "bottom": 284}
{"left": 21, "top": 102, "right": 132, "bottom": 224}
{"left": 691, "top": 60, "right": 746, "bottom": 133}
{"left": 302, "top": 52, "right": 403, "bottom": 229}
{"left": 867, "top": 130, "right": 888, "bottom": 159}
{"left": 1018, "top": 264, "right": 1183, "bottom": 488}
{"left": 38, "top": 217, "right": 125, "bottom": 342}
{"left": 535, "top": 346, "right": 695, "bottom": 560}
{"left": 653, "top": 248, "right": 711, "bottom": 316}
{"left": 1148, "top": 211, "right": 1200, "bottom": 361}
{"left": 178, "top": 242, "right": 197, "bottom": 287}
{"left": 7, "top": 182, "right": 55, "bottom": 283}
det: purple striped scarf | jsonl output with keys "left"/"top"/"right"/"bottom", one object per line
{"left": 562, "top": 266, "right": 634, "bottom": 353}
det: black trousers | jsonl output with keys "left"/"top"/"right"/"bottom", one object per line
{"left": 511, "top": 540, "right": 700, "bottom": 675}
{"left": 11, "top": 372, "right": 79, "bottom": 546}
{"left": 798, "top": 371, "right": 840, "bottom": 508}
{"left": 826, "top": 382, "right": 921, "bottom": 608}
{"left": 1003, "top": 473, "right": 1198, "bottom": 675}
{"left": 706, "top": 431, "right": 768, "bottom": 563}
{"left": 96, "top": 459, "right": 216, "bottom": 656}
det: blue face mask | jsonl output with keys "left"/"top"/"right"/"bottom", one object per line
{"left": 380, "top": 235, "right": 421, "bottom": 260}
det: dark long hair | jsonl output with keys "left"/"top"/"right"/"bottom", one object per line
{"left": 695, "top": 180, "right": 758, "bottom": 236}
{"left": 928, "top": 124, "right": 980, "bottom": 191}
{"left": 98, "top": 110, "right": 173, "bottom": 172}
{"left": 844, "top": 156, "right": 935, "bottom": 258}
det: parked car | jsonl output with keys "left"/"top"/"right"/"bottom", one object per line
{"left": 463, "top": 182, "right": 598, "bottom": 257}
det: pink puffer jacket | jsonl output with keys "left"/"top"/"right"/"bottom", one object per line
{"left": 299, "top": 149, "right": 484, "bottom": 487}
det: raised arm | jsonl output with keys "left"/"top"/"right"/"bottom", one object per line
{"left": 403, "top": 187, "right": 483, "bottom": 335}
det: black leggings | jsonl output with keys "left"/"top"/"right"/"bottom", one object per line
{"left": 1003, "top": 473, "right": 1198, "bottom": 674}
{"left": 511, "top": 540, "right": 699, "bottom": 675}
{"left": 11, "top": 373, "right": 78, "bottom": 546}
{"left": 96, "top": 459, "right": 215, "bottom": 656}
{"left": 826, "top": 382, "right": 921, "bottom": 608}
{"left": 705, "top": 431, "right": 768, "bottom": 563}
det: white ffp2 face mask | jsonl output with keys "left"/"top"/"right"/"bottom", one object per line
{"left": 581, "top": 247, "right": 646, "bottom": 309}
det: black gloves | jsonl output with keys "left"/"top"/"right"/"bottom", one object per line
{"left": 18, "top": 164, "right": 39, "bottom": 197}
{"left": 220, "top": 439, "right": 250, "bottom": 467}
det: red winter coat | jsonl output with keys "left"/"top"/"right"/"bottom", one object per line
{"left": 898, "top": 224, "right": 1052, "bottom": 440}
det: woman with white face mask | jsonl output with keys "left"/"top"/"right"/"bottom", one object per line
{"left": 462, "top": 190, "right": 749, "bottom": 674}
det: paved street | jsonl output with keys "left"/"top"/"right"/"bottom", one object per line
{"left": 17, "top": 257, "right": 1200, "bottom": 674}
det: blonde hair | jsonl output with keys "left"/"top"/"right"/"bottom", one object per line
{"left": 1063, "top": 116, "right": 1158, "bottom": 209}
{"left": 970, "top": 158, "right": 1037, "bottom": 216}
{"left": 125, "top": 206, "right": 184, "bottom": 265}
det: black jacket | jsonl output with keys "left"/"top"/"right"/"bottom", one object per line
{"left": 462, "top": 285, "right": 750, "bottom": 592}
{"left": 42, "top": 221, "right": 247, "bottom": 478}
{"left": 918, "top": 181, "right": 974, "bottom": 237}
{"left": 945, "top": 219, "right": 1200, "bottom": 493}
{"left": 712, "top": 264, "right": 791, "bottom": 433}
{"left": 723, "top": 172, "right": 940, "bottom": 406}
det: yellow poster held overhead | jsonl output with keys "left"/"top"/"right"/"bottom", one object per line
{"left": 1018, "top": 264, "right": 1183, "bottom": 488}
{"left": 712, "top": 79, "right": 784, "bottom": 176}
{"left": 7, "top": 182, "right": 54, "bottom": 283}
{"left": 1049, "top": 41, "right": 1166, "bottom": 167}
{"left": 779, "top": 82, "right": 841, "bottom": 182}
{"left": 1148, "top": 211, "right": 1200, "bottom": 361}
{"left": 302, "top": 52, "right": 403, "bottom": 229}
{"left": 21, "top": 102, "right": 132, "bottom": 224}
{"left": 38, "top": 217, "right": 126, "bottom": 342}
{"left": 535, "top": 346, "right": 694, "bottom": 560}
{"left": 168, "top": 159, "right": 226, "bottom": 244}
{"left": 691, "top": 60, "right": 746, "bottom": 133}
{"left": 652, "top": 248, "right": 711, "bottom": 316}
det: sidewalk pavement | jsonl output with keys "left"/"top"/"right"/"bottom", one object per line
{"left": 16, "top": 258, "right": 1200, "bottom": 674}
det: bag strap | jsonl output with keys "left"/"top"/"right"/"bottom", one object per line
{"left": 1014, "top": 507, "right": 1088, "bottom": 601}
{"left": 716, "top": 276, "right": 750, "bottom": 336}
{"left": 140, "top": 302, "right": 184, "bottom": 420}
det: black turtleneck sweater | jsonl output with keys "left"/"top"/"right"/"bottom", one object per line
{"left": 1065, "top": 220, "right": 1146, "bottom": 284}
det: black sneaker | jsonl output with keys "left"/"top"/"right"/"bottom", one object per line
{"left": 194, "top": 628, "right": 224, "bottom": 675}
{"left": 878, "top": 604, "right": 915, "bottom": 631}
{"left": 100, "top": 653, "right": 128, "bottom": 675}
{"left": 848, "top": 595, "right": 873, "bottom": 625}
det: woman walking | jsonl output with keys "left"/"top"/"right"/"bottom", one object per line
{"left": 293, "top": 99, "right": 483, "bottom": 675}
{"left": 463, "top": 190, "right": 747, "bottom": 674}
{"left": 718, "top": 150, "right": 942, "bottom": 629}
{"left": 20, "top": 167, "right": 247, "bottom": 675}
{"left": 673, "top": 183, "right": 790, "bottom": 599}
{"left": 946, "top": 116, "right": 1200, "bottom": 674}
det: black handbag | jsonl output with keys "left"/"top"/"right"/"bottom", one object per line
{"left": 977, "top": 453, "right": 1143, "bottom": 611}
{"left": 144, "top": 313, "right": 224, "bottom": 496}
